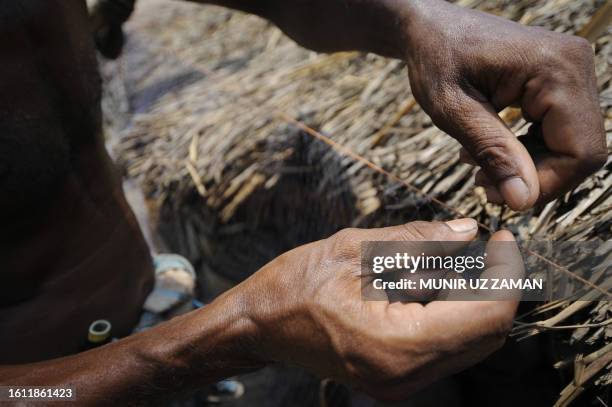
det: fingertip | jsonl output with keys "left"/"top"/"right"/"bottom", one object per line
{"left": 445, "top": 218, "right": 478, "bottom": 234}
{"left": 490, "top": 229, "right": 516, "bottom": 242}
{"left": 498, "top": 140, "right": 540, "bottom": 211}
{"left": 499, "top": 177, "right": 537, "bottom": 211}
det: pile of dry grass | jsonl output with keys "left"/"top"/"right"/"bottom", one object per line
{"left": 99, "top": 0, "right": 611, "bottom": 404}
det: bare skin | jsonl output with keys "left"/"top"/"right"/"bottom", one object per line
{"left": 5, "top": 219, "right": 521, "bottom": 405}
{"left": 0, "top": 0, "right": 605, "bottom": 404}
{"left": 0, "top": 0, "right": 153, "bottom": 364}
{"left": 205, "top": 0, "right": 606, "bottom": 210}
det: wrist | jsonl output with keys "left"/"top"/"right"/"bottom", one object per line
{"left": 191, "top": 287, "right": 267, "bottom": 373}
{"left": 236, "top": 252, "right": 341, "bottom": 376}
{"left": 134, "top": 286, "right": 265, "bottom": 391}
{"left": 237, "top": 256, "right": 315, "bottom": 365}
{"left": 363, "top": 0, "right": 414, "bottom": 59}
{"left": 364, "top": 0, "right": 449, "bottom": 60}
{"left": 399, "top": 0, "right": 453, "bottom": 60}
{"left": 356, "top": 0, "right": 411, "bottom": 59}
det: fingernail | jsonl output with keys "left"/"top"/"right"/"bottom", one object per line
{"left": 499, "top": 177, "right": 530, "bottom": 210}
{"left": 446, "top": 218, "right": 478, "bottom": 233}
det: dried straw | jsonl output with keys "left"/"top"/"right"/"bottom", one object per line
{"left": 99, "top": 0, "right": 612, "bottom": 403}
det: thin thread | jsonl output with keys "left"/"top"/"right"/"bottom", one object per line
{"left": 280, "top": 113, "right": 611, "bottom": 299}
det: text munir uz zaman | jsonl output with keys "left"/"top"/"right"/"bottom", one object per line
{"left": 371, "top": 253, "right": 544, "bottom": 291}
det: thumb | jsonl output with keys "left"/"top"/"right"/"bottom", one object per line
{"left": 436, "top": 92, "right": 540, "bottom": 211}
{"left": 376, "top": 218, "right": 479, "bottom": 243}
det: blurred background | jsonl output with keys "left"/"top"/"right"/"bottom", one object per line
{"left": 96, "top": 0, "right": 611, "bottom": 405}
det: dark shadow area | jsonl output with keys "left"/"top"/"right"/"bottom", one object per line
{"left": 158, "top": 127, "right": 360, "bottom": 289}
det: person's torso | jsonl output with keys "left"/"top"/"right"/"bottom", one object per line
{"left": 0, "top": 0, "right": 153, "bottom": 363}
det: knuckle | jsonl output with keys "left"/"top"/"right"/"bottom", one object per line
{"left": 544, "top": 33, "right": 592, "bottom": 61}
{"left": 558, "top": 36, "right": 595, "bottom": 81}
{"left": 564, "top": 36, "right": 593, "bottom": 57}
{"left": 333, "top": 227, "right": 357, "bottom": 242}
{"left": 471, "top": 140, "right": 517, "bottom": 180}
{"left": 413, "top": 221, "right": 453, "bottom": 241}
{"left": 329, "top": 228, "right": 360, "bottom": 259}
{"left": 536, "top": 34, "right": 594, "bottom": 87}
{"left": 400, "top": 221, "right": 434, "bottom": 241}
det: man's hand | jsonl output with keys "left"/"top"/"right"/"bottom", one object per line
{"left": 243, "top": 218, "right": 520, "bottom": 401}
{"left": 94, "top": 0, "right": 606, "bottom": 208}
{"left": 404, "top": 0, "right": 606, "bottom": 210}
{"left": 2, "top": 219, "right": 520, "bottom": 403}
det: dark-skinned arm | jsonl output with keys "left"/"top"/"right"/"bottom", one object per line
{"left": 0, "top": 288, "right": 262, "bottom": 406}
{"left": 201, "top": 0, "right": 411, "bottom": 59}
{"left": 93, "top": 0, "right": 607, "bottom": 210}
{"left": 1, "top": 219, "right": 522, "bottom": 404}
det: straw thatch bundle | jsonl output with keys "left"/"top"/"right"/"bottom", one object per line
{"left": 99, "top": 0, "right": 611, "bottom": 404}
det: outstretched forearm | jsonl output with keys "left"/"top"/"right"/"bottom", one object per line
{"left": 0, "top": 289, "right": 263, "bottom": 405}
{"left": 196, "top": 0, "right": 414, "bottom": 58}
{"left": 93, "top": 0, "right": 606, "bottom": 208}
